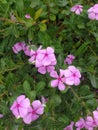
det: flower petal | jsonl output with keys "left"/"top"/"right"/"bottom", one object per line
{"left": 58, "top": 81, "right": 65, "bottom": 91}
{"left": 74, "top": 77, "right": 80, "bottom": 86}
{"left": 21, "top": 98, "right": 30, "bottom": 108}
{"left": 19, "top": 107, "right": 28, "bottom": 118}
{"left": 51, "top": 79, "right": 58, "bottom": 87}
{"left": 36, "top": 106, "right": 44, "bottom": 115}
{"left": 65, "top": 77, "right": 74, "bottom": 85}
{"left": 12, "top": 108, "right": 19, "bottom": 118}
{"left": 64, "top": 70, "right": 72, "bottom": 77}
{"left": 50, "top": 71, "right": 58, "bottom": 78}
{"left": 47, "top": 47, "right": 54, "bottom": 54}
{"left": 17, "top": 95, "right": 25, "bottom": 103}
{"left": 32, "top": 100, "right": 42, "bottom": 110}
{"left": 10, "top": 101, "right": 17, "bottom": 110}
{"left": 42, "top": 57, "right": 51, "bottom": 66}
{"left": 47, "top": 66, "right": 55, "bottom": 73}
{"left": 23, "top": 113, "right": 32, "bottom": 124}
{"left": 38, "top": 66, "right": 46, "bottom": 74}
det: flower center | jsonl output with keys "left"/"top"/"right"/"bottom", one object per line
{"left": 32, "top": 110, "right": 36, "bottom": 114}
{"left": 16, "top": 103, "right": 20, "bottom": 108}
{"left": 58, "top": 77, "right": 62, "bottom": 81}
{"left": 73, "top": 73, "right": 76, "bottom": 77}
{"left": 45, "top": 53, "right": 48, "bottom": 56}
{"left": 77, "top": 5, "right": 80, "bottom": 8}
{"left": 35, "top": 52, "right": 37, "bottom": 56}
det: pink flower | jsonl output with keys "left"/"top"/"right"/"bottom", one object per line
{"left": 36, "top": 47, "right": 57, "bottom": 66}
{"left": 0, "top": 114, "right": 3, "bottom": 118}
{"left": 23, "top": 100, "right": 44, "bottom": 124}
{"left": 25, "top": 14, "right": 31, "bottom": 19}
{"left": 64, "top": 66, "right": 81, "bottom": 86}
{"left": 75, "top": 118, "right": 85, "bottom": 130}
{"left": 64, "top": 54, "right": 75, "bottom": 65}
{"left": 12, "top": 42, "right": 25, "bottom": 54}
{"left": 10, "top": 95, "right": 30, "bottom": 118}
{"left": 23, "top": 46, "right": 31, "bottom": 56}
{"left": 70, "top": 5, "right": 83, "bottom": 15}
{"left": 85, "top": 116, "right": 95, "bottom": 130}
{"left": 28, "top": 46, "right": 42, "bottom": 63}
{"left": 88, "top": 4, "right": 98, "bottom": 20}
{"left": 93, "top": 110, "right": 98, "bottom": 126}
{"left": 64, "top": 121, "right": 74, "bottom": 130}
{"left": 38, "top": 65, "right": 55, "bottom": 74}
{"left": 50, "top": 69, "right": 66, "bottom": 91}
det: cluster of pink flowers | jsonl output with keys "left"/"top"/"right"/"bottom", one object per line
{"left": 50, "top": 66, "right": 81, "bottom": 91}
{"left": 10, "top": 95, "right": 46, "bottom": 124}
{"left": 12, "top": 42, "right": 57, "bottom": 75}
{"left": 64, "top": 54, "right": 75, "bottom": 65}
{"left": 70, "top": 3, "right": 98, "bottom": 21}
{"left": 64, "top": 108, "right": 98, "bottom": 130}
{"left": 31, "top": 46, "right": 57, "bottom": 74}
{"left": 12, "top": 43, "right": 81, "bottom": 91}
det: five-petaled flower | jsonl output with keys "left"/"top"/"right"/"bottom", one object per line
{"left": 64, "top": 66, "right": 81, "bottom": 86}
{"left": 70, "top": 4, "right": 83, "bottom": 15}
{"left": 10, "top": 95, "right": 30, "bottom": 118}
{"left": 50, "top": 69, "right": 66, "bottom": 91}
{"left": 64, "top": 54, "right": 75, "bottom": 65}
{"left": 28, "top": 46, "right": 42, "bottom": 63}
{"left": 36, "top": 47, "right": 57, "bottom": 66}
{"left": 23, "top": 100, "right": 44, "bottom": 124}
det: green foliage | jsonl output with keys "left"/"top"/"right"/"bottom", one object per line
{"left": 0, "top": 0, "right": 98, "bottom": 129}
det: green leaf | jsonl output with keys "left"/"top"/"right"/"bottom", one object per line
{"left": 36, "top": 81, "right": 46, "bottom": 93}
{"left": 57, "top": 53, "right": 64, "bottom": 67}
{"left": 61, "top": 87, "right": 70, "bottom": 94}
{"left": 77, "top": 23, "right": 85, "bottom": 29}
{"left": 34, "top": 8, "right": 43, "bottom": 20}
{"left": 30, "top": 0, "right": 40, "bottom": 8}
{"left": 79, "top": 85, "right": 90, "bottom": 96}
{"left": 86, "top": 99, "right": 97, "bottom": 106}
{"left": 50, "top": 14, "right": 56, "bottom": 21}
{"left": 25, "top": 20, "right": 36, "bottom": 28}
{"left": 58, "top": 115, "right": 69, "bottom": 123}
{"left": 23, "top": 80, "right": 31, "bottom": 93}
{"left": 50, "top": 94, "right": 62, "bottom": 107}
{"left": 75, "top": 42, "right": 90, "bottom": 56}
{"left": 0, "top": 0, "right": 7, "bottom": 4}
{"left": 88, "top": 73, "right": 98, "bottom": 88}
{"left": 58, "top": 0, "right": 68, "bottom": 7}
{"left": 11, "top": 25, "right": 19, "bottom": 38}
{"left": 29, "top": 90, "right": 36, "bottom": 101}
{"left": 28, "top": 28, "right": 34, "bottom": 41}
{"left": 82, "top": 94, "right": 95, "bottom": 100}
{"left": 16, "top": 0, "right": 24, "bottom": 15}
{"left": 39, "top": 23, "right": 47, "bottom": 32}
